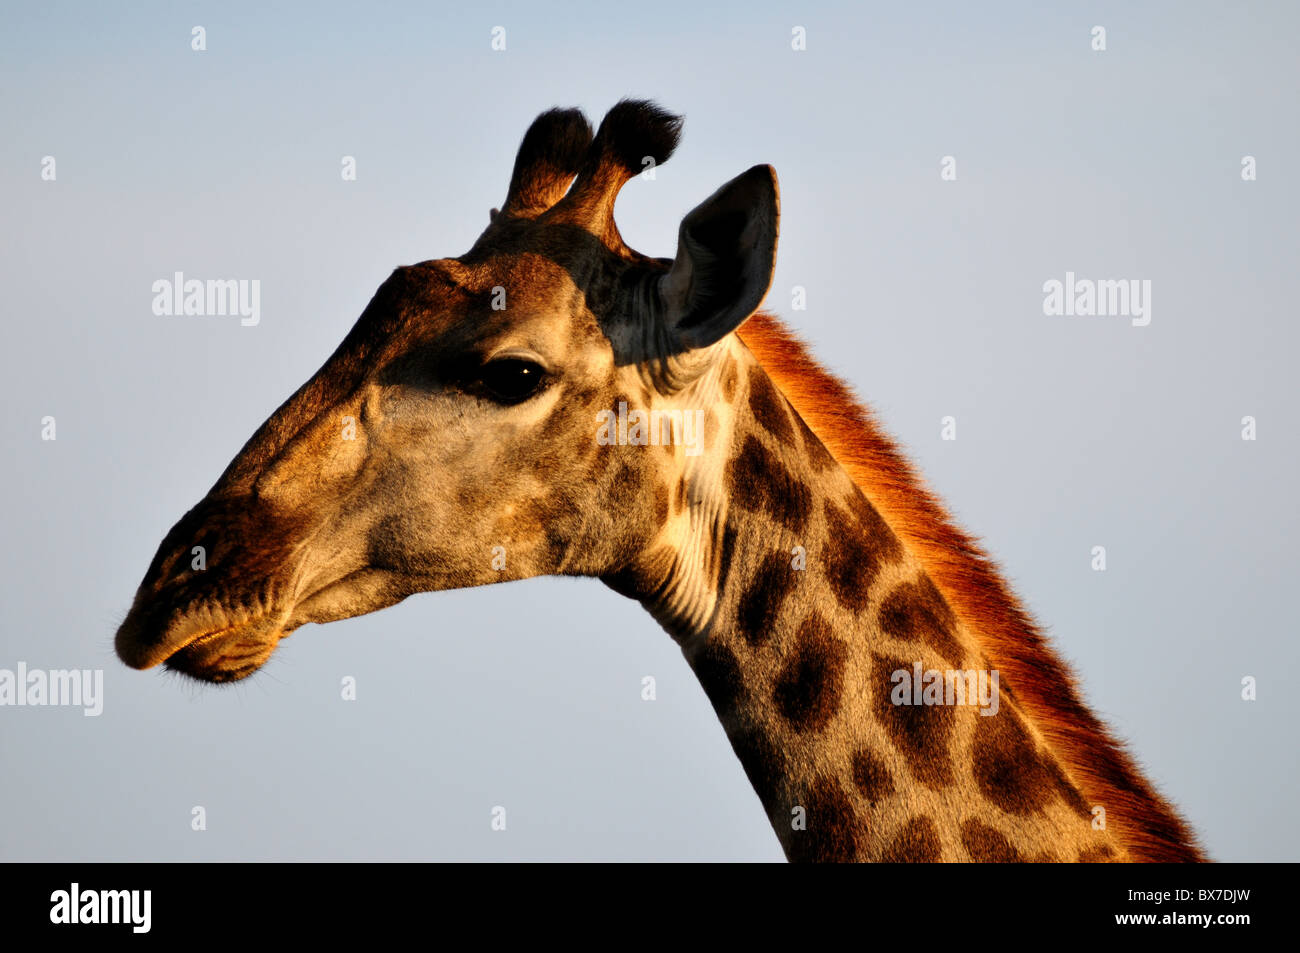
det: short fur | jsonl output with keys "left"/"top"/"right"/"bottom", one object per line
{"left": 736, "top": 311, "right": 1208, "bottom": 863}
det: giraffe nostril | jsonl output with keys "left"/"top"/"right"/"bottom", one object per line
{"left": 114, "top": 601, "right": 169, "bottom": 669}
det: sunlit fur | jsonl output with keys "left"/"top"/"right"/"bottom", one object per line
{"left": 738, "top": 312, "right": 1207, "bottom": 863}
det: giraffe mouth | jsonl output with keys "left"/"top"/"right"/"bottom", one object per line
{"left": 161, "top": 617, "right": 284, "bottom": 683}
{"left": 115, "top": 604, "right": 286, "bottom": 684}
{"left": 116, "top": 563, "right": 409, "bottom": 683}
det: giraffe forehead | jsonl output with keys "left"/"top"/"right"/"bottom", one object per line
{"left": 459, "top": 216, "right": 647, "bottom": 307}
{"left": 363, "top": 254, "right": 612, "bottom": 367}
{"left": 453, "top": 251, "right": 585, "bottom": 298}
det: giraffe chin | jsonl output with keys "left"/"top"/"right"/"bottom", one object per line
{"left": 162, "top": 621, "right": 283, "bottom": 684}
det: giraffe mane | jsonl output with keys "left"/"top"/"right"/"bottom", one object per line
{"left": 736, "top": 310, "right": 1207, "bottom": 863}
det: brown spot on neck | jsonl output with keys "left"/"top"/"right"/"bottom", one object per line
{"left": 878, "top": 576, "right": 963, "bottom": 667}
{"left": 1077, "top": 845, "right": 1118, "bottom": 862}
{"left": 794, "top": 411, "right": 837, "bottom": 473}
{"left": 737, "top": 313, "right": 1207, "bottom": 862}
{"left": 880, "top": 815, "right": 942, "bottom": 862}
{"left": 726, "top": 436, "right": 812, "bottom": 535}
{"left": 851, "top": 747, "right": 895, "bottom": 806}
{"left": 747, "top": 369, "right": 795, "bottom": 445}
{"left": 971, "top": 705, "right": 1055, "bottom": 816}
{"left": 787, "top": 776, "right": 862, "bottom": 862}
{"left": 961, "top": 819, "right": 1024, "bottom": 862}
{"left": 871, "top": 652, "right": 955, "bottom": 790}
{"left": 735, "top": 550, "right": 795, "bottom": 647}
{"left": 692, "top": 640, "right": 745, "bottom": 715}
{"left": 822, "top": 494, "right": 901, "bottom": 613}
{"left": 729, "top": 728, "right": 788, "bottom": 820}
{"left": 773, "top": 612, "right": 847, "bottom": 732}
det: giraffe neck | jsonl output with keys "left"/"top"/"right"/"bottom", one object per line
{"left": 609, "top": 339, "right": 1124, "bottom": 862}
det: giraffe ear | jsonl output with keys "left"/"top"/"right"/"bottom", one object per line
{"left": 659, "top": 164, "right": 779, "bottom": 350}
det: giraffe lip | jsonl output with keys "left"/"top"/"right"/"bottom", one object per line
{"left": 183, "top": 622, "right": 245, "bottom": 650}
{"left": 162, "top": 617, "right": 283, "bottom": 683}
{"left": 116, "top": 605, "right": 284, "bottom": 680}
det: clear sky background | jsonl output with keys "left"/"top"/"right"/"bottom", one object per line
{"left": 2, "top": 1, "right": 1296, "bottom": 860}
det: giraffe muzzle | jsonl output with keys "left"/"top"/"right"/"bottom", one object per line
{"left": 115, "top": 602, "right": 285, "bottom": 682}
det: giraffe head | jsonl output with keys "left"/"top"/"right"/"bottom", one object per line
{"left": 115, "top": 101, "right": 779, "bottom": 682}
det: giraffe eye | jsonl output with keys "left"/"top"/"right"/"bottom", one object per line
{"left": 478, "top": 357, "right": 548, "bottom": 404}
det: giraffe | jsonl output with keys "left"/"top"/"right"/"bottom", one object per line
{"left": 115, "top": 101, "right": 1206, "bottom": 863}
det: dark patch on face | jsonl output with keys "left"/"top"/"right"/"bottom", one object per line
{"left": 605, "top": 460, "right": 641, "bottom": 514}
{"left": 729, "top": 727, "right": 787, "bottom": 819}
{"left": 693, "top": 641, "right": 744, "bottom": 715}
{"left": 961, "top": 819, "right": 1023, "bottom": 862}
{"left": 880, "top": 815, "right": 942, "bottom": 862}
{"left": 1040, "top": 750, "right": 1093, "bottom": 821}
{"left": 540, "top": 525, "right": 570, "bottom": 568}
{"left": 871, "top": 653, "right": 955, "bottom": 789}
{"left": 727, "top": 436, "right": 812, "bottom": 535}
{"left": 673, "top": 475, "right": 689, "bottom": 514}
{"left": 851, "top": 747, "right": 895, "bottom": 806}
{"left": 1077, "top": 845, "right": 1117, "bottom": 863}
{"left": 651, "top": 480, "right": 669, "bottom": 526}
{"left": 822, "top": 492, "right": 901, "bottom": 614}
{"left": 971, "top": 704, "right": 1054, "bottom": 817}
{"left": 594, "top": 457, "right": 675, "bottom": 600}
{"left": 747, "top": 370, "right": 794, "bottom": 445}
{"left": 736, "top": 550, "right": 794, "bottom": 647}
{"left": 877, "top": 576, "right": 963, "bottom": 667}
{"left": 528, "top": 389, "right": 595, "bottom": 474}
{"left": 594, "top": 459, "right": 656, "bottom": 570}
{"left": 520, "top": 487, "right": 588, "bottom": 569}
{"left": 773, "top": 613, "right": 846, "bottom": 732}
{"left": 787, "top": 776, "right": 861, "bottom": 862}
